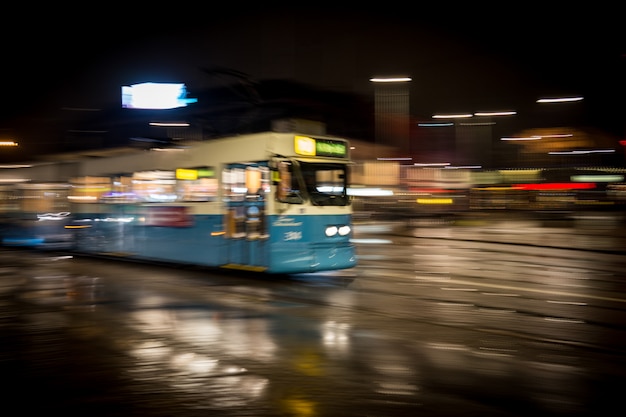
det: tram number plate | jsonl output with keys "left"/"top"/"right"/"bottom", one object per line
{"left": 284, "top": 231, "right": 302, "bottom": 241}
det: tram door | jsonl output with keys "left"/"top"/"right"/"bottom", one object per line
{"left": 223, "top": 163, "right": 269, "bottom": 268}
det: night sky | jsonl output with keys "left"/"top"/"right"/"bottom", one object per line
{"left": 1, "top": 5, "right": 623, "bottom": 159}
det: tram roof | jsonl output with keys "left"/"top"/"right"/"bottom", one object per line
{"left": 34, "top": 146, "right": 144, "bottom": 163}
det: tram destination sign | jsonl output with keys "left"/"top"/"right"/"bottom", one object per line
{"left": 294, "top": 136, "right": 348, "bottom": 158}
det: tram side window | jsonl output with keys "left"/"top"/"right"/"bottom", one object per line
{"left": 103, "top": 176, "right": 134, "bottom": 202}
{"left": 222, "top": 165, "right": 271, "bottom": 201}
{"left": 0, "top": 187, "right": 19, "bottom": 214}
{"left": 69, "top": 177, "right": 112, "bottom": 203}
{"left": 222, "top": 166, "right": 246, "bottom": 202}
{"left": 244, "top": 165, "right": 270, "bottom": 200}
{"left": 275, "top": 161, "right": 303, "bottom": 204}
{"left": 176, "top": 167, "right": 218, "bottom": 202}
{"left": 19, "top": 185, "right": 71, "bottom": 213}
{"left": 132, "top": 171, "right": 177, "bottom": 202}
{"left": 177, "top": 177, "right": 218, "bottom": 202}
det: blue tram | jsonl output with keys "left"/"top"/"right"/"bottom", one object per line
{"left": 0, "top": 182, "right": 74, "bottom": 249}
{"left": 49, "top": 132, "right": 356, "bottom": 274}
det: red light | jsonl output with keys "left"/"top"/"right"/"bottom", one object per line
{"left": 518, "top": 182, "right": 596, "bottom": 190}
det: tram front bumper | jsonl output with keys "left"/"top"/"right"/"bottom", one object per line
{"left": 268, "top": 243, "right": 357, "bottom": 274}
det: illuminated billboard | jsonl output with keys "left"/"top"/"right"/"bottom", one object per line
{"left": 121, "top": 82, "right": 198, "bottom": 109}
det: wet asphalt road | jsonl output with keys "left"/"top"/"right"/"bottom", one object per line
{"left": 1, "top": 211, "right": 626, "bottom": 416}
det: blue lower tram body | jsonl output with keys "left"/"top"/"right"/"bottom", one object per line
{"left": 70, "top": 212, "right": 356, "bottom": 274}
{"left": 1, "top": 218, "right": 74, "bottom": 250}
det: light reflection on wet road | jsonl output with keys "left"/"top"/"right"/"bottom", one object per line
{"left": 1, "top": 213, "right": 626, "bottom": 416}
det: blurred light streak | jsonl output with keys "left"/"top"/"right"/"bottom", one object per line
{"left": 427, "top": 342, "right": 469, "bottom": 351}
{"left": 223, "top": 366, "right": 248, "bottom": 375}
{"left": 417, "top": 122, "right": 454, "bottom": 127}
{"left": 537, "top": 96, "right": 584, "bottom": 103}
{"left": 517, "top": 182, "right": 595, "bottom": 190}
{"left": 150, "top": 147, "right": 187, "bottom": 152}
{"left": 375, "top": 382, "right": 418, "bottom": 396}
{"left": 547, "top": 300, "right": 587, "bottom": 306}
{"left": 369, "top": 77, "right": 412, "bottom": 82}
{"left": 68, "top": 195, "right": 98, "bottom": 201}
{"left": 99, "top": 216, "right": 135, "bottom": 222}
{"left": 481, "top": 292, "right": 520, "bottom": 297}
{"left": 413, "top": 162, "right": 450, "bottom": 167}
{"left": 0, "top": 141, "right": 18, "bottom": 146}
{"left": 322, "top": 321, "right": 350, "bottom": 349}
{"left": 347, "top": 187, "right": 394, "bottom": 196}
{"left": 432, "top": 113, "right": 473, "bottom": 119}
{"left": 501, "top": 136, "right": 542, "bottom": 141}
{"left": 476, "top": 347, "right": 516, "bottom": 357}
{"left": 149, "top": 122, "right": 190, "bottom": 127}
{"left": 350, "top": 238, "right": 393, "bottom": 244}
{"left": 171, "top": 352, "right": 219, "bottom": 373}
{"left": 474, "top": 111, "right": 516, "bottom": 116}
{"left": 132, "top": 340, "right": 172, "bottom": 360}
{"left": 0, "top": 178, "right": 30, "bottom": 183}
{"left": 50, "top": 255, "right": 73, "bottom": 261}
{"left": 37, "top": 212, "right": 70, "bottom": 220}
{"left": 412, "top": 276, "right": 607, "bottom": 301}
{"left": 549, "top": 149, "right": 615, "bottom": 155}
{"left": 544, "top": 317, "right": 585, "bottom": 324}
{"left": 540, "top": 133, "right": 573, "bottom": 138}
{"left": 571, "top": 174, "right": 623, "bottom": 182}
{"left": 416, "top": 198, "right": 453, "bottom": 204}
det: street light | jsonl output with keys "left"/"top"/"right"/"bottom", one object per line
{"left": 369, "top": 77, "right": 412, "bottom": 83}
{"left": 474, "top": 111, "right": 517, "bottom": 117}
{"left": 432, "top": 113, "right": 473, "bottom": 119}
{"left": 537, "top": 96, "right": 583, "bottom": 103}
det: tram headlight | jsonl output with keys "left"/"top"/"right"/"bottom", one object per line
{"left": 325, "top": 225, "right": 338, "bottom": 237}
{"left": 338, "top": 225, "right": 351, "bottom": 236}
{"left": 325, "top": 225, "right": 351, "bottom": 237}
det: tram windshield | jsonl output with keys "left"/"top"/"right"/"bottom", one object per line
{"left": 276, "top": 160, "right": 350, "bottom": 206}
{"left": 299, "top": 161, "right": 349, "bottom": 206}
